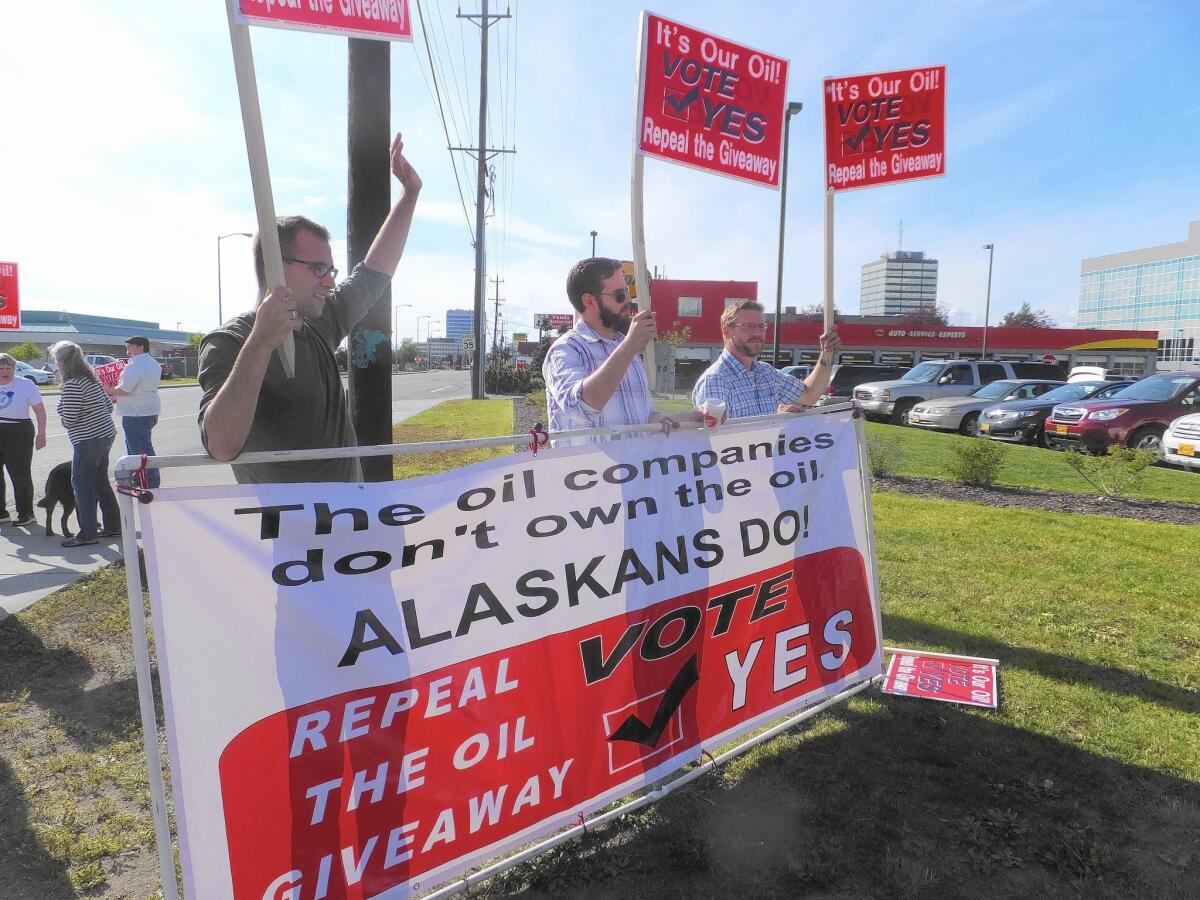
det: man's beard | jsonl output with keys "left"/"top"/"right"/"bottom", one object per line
{"left": 734, "top": 336, "right": 761, "bottom": 357}
{"left": 600, "top": 303, "right": 631, "bottom": 334}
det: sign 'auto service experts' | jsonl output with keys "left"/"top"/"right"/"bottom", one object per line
{"left": 823, "top": 65, "right": 946, "bottom": 191}
{"left": 0, "top": 262, "right": 19, "bottom": 330}
{"left": 637, "top": 13, "right": 789, "bottom": 188}
{"left": 235, "top": 0, "right": 413, "bottom": 42}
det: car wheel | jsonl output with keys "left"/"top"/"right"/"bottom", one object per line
{"left": 1128, "top": 426, "right": 1165, "bottom": 454}
{"left": 891, "top": 400, "right": 917, "bottom": 426}
{"left": 959, "top": 412, "right": 980, "bottom": 436}
{"left": 1035, "top": 424, "right": 1047, "bottom": 448}
{"left": 23, "top": 375, "right": 37, "bottom": 383}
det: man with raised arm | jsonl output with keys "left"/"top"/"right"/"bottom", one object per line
{"left": 543, "top": 257, "right": 702, "bottom": 444}
{"left": 198, "top": 133, "right": 421, "bottom": 484}
{"left": 691, "top": 299, "right": 841, "bottom": 420}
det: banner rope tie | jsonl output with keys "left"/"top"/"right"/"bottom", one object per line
{"left": 115, "top": 454, "right": 155, "bottom": 503}
{"left": 576, "top": 811, "right": 589, "bottom": 834}
{"left": 528, "top": 423, "right": 550, "bottom": 455}
{"left": 701, "top": 749, "right": 720, "bottom": 774}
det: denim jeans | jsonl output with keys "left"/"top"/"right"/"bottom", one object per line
{"left": 0, "top": 419, "right": 36, "bottom": 519}
{"left": 122, "top": 414, "right": 161, "bottom": 488}
{"left": 71, "top": 435, "right": 120, "bottom": 540}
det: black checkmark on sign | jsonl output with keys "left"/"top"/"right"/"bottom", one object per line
{"left": 608, "top": 654, "right": 700, "bottom": 748}
{"left": 663, "top": 86, "right": 701, "bottom": 119}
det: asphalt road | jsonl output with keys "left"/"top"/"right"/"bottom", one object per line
{"left": 23, "top": 368, "right": 472, "bottom": 493}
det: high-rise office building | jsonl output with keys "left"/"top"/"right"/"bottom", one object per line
{"left": 1078, "top": 220, "right": 1200, "bottom": 370}
{"left": 445, "top": 309, "right": 474, "bottom": 342}
{"left": 859, "top": 250, "right": 939, "bottom": 316}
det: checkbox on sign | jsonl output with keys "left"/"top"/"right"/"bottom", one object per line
{"left": 603, "top": 691, "right": 687, "bottom": 775}
{"left": 661, "top": 88, "right": 698, "bottom": 123}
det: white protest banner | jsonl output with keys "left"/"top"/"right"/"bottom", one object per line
{"left": 142, "top": 409, "right": 881, "bottom": 898}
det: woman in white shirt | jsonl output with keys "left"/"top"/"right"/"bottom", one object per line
{"left": 0, "top": 352, "right": 48, "bottom": 528}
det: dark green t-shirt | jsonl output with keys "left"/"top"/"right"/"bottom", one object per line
{"left": 198, "top": 264, "right": 389, "bottom": 484}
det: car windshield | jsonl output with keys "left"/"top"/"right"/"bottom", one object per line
{"left": 971, "top": 380, "right": 1020, "bottom": 399}
{"left": 1038, "top": 382, "right": 1106, "bottom": 403}
{"left": 1115, "top": 375, "right": 1197, "bottom": 401}
{"left": 901, "top": 362, "right": 945, "bottom": 383}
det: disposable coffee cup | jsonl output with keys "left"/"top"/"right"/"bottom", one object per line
{"left": 703, "top": 399, "right": 725, "bottom": 428}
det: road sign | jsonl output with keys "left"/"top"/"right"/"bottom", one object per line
{"left": 636, "top": 14, "right": 789, "bottom": 188}
{"left": 823, "top": 65, "right": 946, "bottom": 192}
{"left": 461, "top": 334, "right": 476, "bottom": 352}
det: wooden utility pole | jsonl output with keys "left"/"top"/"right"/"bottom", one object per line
{"left": 346, "top": 38, "right": 392, "bottom": 481}
{"left": 458, "top": 0, "right": 512, "bottom": 398}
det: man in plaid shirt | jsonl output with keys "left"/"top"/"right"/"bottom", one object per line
{"left": 691, "top": 299, "right": 841, "bottom": 420}
{"left": 543, "top": 257, "right": 703, "bottom": 442}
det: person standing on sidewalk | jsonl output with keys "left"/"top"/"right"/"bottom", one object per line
{"left": 0, "top": 353, "right": 48, "bottom": 528}
{"left": 49, "top": 341, "right": 120, "bottom": 547}
{"left": 106, "top": 336, "right": 161, "bottom": 488}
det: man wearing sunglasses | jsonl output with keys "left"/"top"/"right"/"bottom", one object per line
{"left": 691, "top": 299, "right": 841, "bottom": 420}
{"left": 543, "top": 257, "right": 702, "bottom": 443}
{"left": 198, "top": 133, "right": 421, "bottom": 483}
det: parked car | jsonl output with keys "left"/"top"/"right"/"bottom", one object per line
{"left": 979, "top": 380, "right": 1136, "bottom": 446}
{"left": 816, "top": 364, "right": 910, "bottom": 407}
{"left": 14, "top": 360, "right": 55, "bottom": 385}
{"left": 780, "top": 365, "right": 812, "bottom": 381}
{"left": 1162, "top": 412, "right": 1200, "bottom": 471}
{"left": 84, "top": 354, "right": 119, "bottom": 367}
{"left": 1043, "top": 370, "right": 1200, "bottom": 454}
{"left": 908, "top": 379, "right": 1064, "bottom": 436}
{"left": 854, "top": 359, "right": 1066, "bottom": 425}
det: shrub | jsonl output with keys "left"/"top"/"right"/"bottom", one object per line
{"left": 486, "top": 365, "right": 544, "bottom": 395}
{"left": 1062, "top": 447, "right": 1157, "bottom": 498}
{"left": 866, "top": 431, "right": 905, "bottom": 477}
{"left": 947, "top": 438, "right": 1008, "bottom": 486}
{"left": 8, "top": 341, "right": 41, "bottom": 363}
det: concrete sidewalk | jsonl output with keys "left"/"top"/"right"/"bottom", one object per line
{"left": 0, "top": 460, "right": 234, "bottom": 621}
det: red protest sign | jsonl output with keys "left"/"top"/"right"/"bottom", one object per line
{"left": 0, "top": 262, "right": 20, "bottom": 331}
{"left": 93, "top": 361, "right": 126, "bottom": 391}
{"left": 235, "top": 0, "right": 412, "bottom": 42}
{"left": 882, "top": 652, "right": 997, "bottom": 708}
{"left": 636, "top": 14, "right": 789, "bottom": 188}
{"left": 823, "top": 66, "right": 946, "bottom": 192}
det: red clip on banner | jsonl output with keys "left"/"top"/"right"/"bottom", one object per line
{"left": 636, "top": 13, "right": 789, "bottom": 188}
{"left": 823, "top": 65, "right": 946, "bottom": 192}
{"left": 235, "top": 0, "right": 413, "bottom": 42}
{"left": 0, "top": 262, "right": 19, "bottom": 330}
{"left": 882, "top": 652, "right": 997, "bottom": 709}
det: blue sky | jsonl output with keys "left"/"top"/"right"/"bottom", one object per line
{"left": 2, "top": 1, "right": 1198, "bottom": 344}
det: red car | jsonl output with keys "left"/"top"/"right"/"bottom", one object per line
{"left": 1043, "top": 371, "right": 1200, "bottom": 454}
{"left": 120, "top": 357, "right": 174, "bottom": 379}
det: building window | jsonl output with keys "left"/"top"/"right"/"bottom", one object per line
{"left": 678, "top": 297, "right": 702, "bottom": 317}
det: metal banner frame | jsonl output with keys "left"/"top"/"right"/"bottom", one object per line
{"left": 113, "top": 405, "right": 881, "bottom": 898}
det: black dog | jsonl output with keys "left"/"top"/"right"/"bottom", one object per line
{"left": 36, "top": 461, "right": 75, "bottom": 537}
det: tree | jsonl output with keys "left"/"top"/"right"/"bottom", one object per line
{"left": 8, "top": 341, "right": 41, "bottom": 362}
{"left": 188, "top": 332, "right": 204, "bottom": 350}
{"left": 791, "top": 302, "right": 842, "bottom": 323}
{"left": 899, "top": 305, "right": 950, "bottom": 327}
{"left": 998, "top": 303, "right": 1055, "bottom": 328}
{"left": 395, "top": 337, "right": 417, "bottom": 366}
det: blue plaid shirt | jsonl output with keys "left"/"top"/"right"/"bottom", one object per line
{"left": 543, "top": 322, "right": 657, "bottom": 442}
{"left": 691, "top": 349, "right": 807, "bottom": 419}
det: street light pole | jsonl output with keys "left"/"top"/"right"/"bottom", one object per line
{"left": 590, "top": 230, "right": 597, "bottom": 257}
{"left": 217, "top": 232, "right": 253, "bottom": 327}
{"left": 773, "top": 102, "right": 804, "bottom": 368}
{"left": 393, "top": 303, "right": 412, "bottom": 353}
{"left": 982, "top": 243, "right": 995, "bottom": 358}
{"left": 417, "top": 314, "right": 431, "bottom": 370}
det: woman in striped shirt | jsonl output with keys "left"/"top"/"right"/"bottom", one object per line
{"left": 50, "top": 341, "right": 120, "bottom": 547}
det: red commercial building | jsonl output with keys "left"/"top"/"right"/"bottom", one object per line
{"left": 649, "top": 278, "right": 1158, "bottom": 391}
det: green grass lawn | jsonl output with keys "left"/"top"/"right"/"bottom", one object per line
{"left": 391, "top": 398, "right": 514, "bottom": 479}
{"left": 1, "top": 398, "right": 1196, "bottom": 897}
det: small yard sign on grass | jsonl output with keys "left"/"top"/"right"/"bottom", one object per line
{"left": 882, "top": 649, "right": 998, "bottom": 709}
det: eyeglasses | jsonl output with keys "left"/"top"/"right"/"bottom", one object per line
{"left": 284, "top": 257, "right": 339, "bottom": 280}
{"left": 731, "top": 322, "right": 768, "bottom": 332}
{"left": 595, "top": 288, "right": 629, "bottom": 303}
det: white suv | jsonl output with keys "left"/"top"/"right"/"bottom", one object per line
{"left": 1162, "top": 412, "right": 1200, "bottom": 470}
